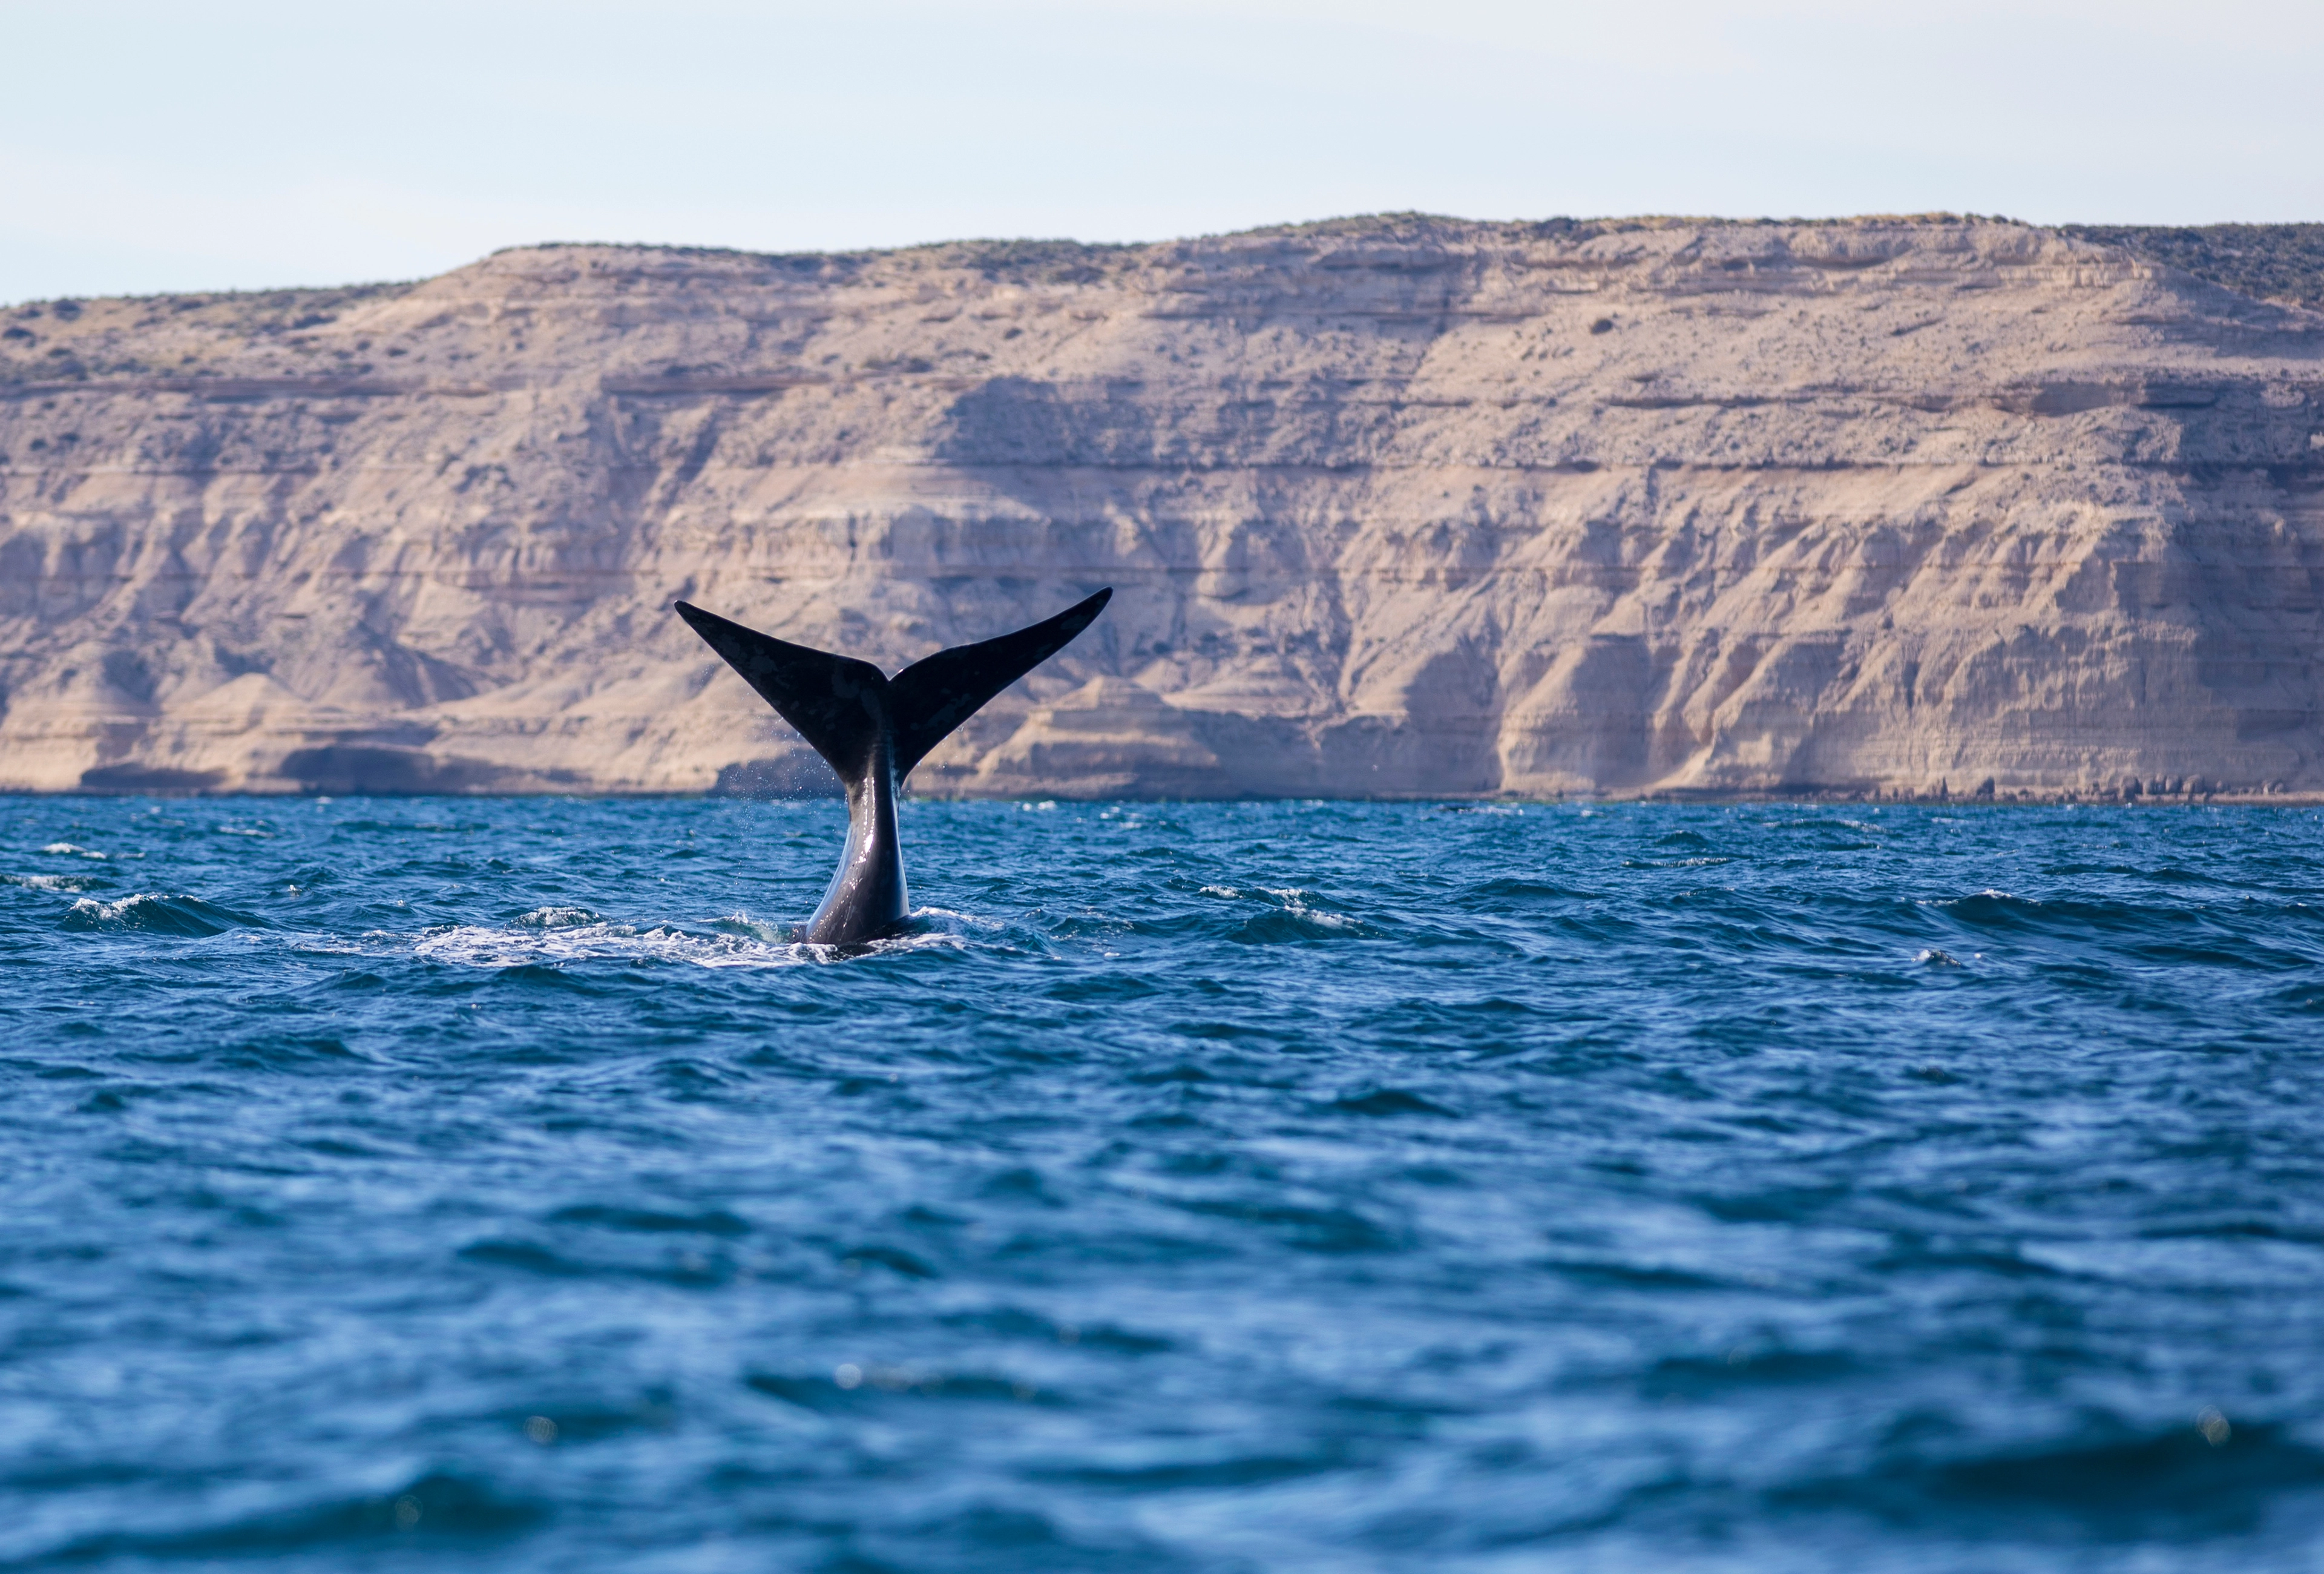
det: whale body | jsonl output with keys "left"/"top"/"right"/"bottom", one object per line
{"left": 673, "top": 589, "right": 1112, "bottom": 946}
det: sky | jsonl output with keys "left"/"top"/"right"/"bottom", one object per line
{"left": 4, "top": 0, "right": 2321, "bottom": 303}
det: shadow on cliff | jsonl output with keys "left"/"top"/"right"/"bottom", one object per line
{"left": 930, "top": 378, "right": 1505, "bottom": 796}
{"left": 275, "top": 746, "right": 580, "bottom": 795}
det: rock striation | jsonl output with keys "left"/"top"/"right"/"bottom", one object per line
{"left": 3, "top": 216, "right": 2323, "bottom": 800}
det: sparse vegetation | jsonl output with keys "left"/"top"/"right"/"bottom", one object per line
{"left": 2062, "top": 224, "right": 2324, "bottom": 311}
{"left": 8, "top": 221, "right": 2324, "bottom": 397}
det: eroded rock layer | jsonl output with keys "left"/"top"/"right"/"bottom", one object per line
{"left": 4, "top": 216, "right": 2322, "bottom": 798}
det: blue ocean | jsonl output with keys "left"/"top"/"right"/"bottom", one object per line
{"left": 5, "top": 795, "right": 2323, "bottom": 1571}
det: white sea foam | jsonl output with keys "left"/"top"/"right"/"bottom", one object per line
{"left": 40, "top": 843, "right": 108, "bottom": 860}
{"left": 1201, "top": 883, "right": 1361, "bottom": 931}
{"left": 412, "top": 920, "right": 815, "bottom": 970}
{"left": 1922, "top": 889, "right": 2020, "bottom": 909}
{"left": 4, "top": 872, "right": 97, "bottom": 892}
{"left": 911, "top": 906, "right": 1006, "bottom": 935}
{"left": 404, "top": 910, "right": 979, "bottom": 970}
{"left": 514, "top": 906, "right": 602, "bottom": 929}
{"left": 285, "top": 934, "right": 372, "bottom": 957}
{"left": 1280, "top": 901, "right": 1362, "bottom": 932}
{"left": 708, "top": 911, "right": 793, "bottom": 944}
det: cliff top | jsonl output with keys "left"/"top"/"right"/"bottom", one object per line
{"left": 11, "top": 215, "right": 2324, "bottom": 332}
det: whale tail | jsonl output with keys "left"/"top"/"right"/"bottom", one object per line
{"left": 675, "top": 587, "right": 1113, "bottom": 944}
{"left": 672, "top": 587, "right": 1113, "bottom": 786}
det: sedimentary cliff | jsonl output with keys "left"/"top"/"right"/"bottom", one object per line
{"left": 4, "top": 216, "right": 2322, "bottom": 799}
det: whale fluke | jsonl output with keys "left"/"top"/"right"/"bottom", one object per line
{"left": 888, "top": 592, "right": 1115, "bottom": 775}
{"left": 674, "top": 588, "right": 1112, "bottom": 945}
{"left": 671, "top": 607, "right": 892, "bottom": 780}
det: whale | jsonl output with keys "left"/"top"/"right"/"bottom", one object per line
{"left": 673, "top": 588, "right": 1112, "bottom": 946}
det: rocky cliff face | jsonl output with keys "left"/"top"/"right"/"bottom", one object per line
{"left": 4, "top": 216, "right": 2322, "bottom": 799}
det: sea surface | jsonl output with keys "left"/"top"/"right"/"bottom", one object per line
{"left": 4, "top": 796, "right": 2324, "bottom": 1572}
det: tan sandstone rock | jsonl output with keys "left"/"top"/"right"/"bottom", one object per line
{"left": 2, "top": 216, "right": 2320, "bottom": 800}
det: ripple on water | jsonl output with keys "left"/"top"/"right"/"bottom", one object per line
{"left": 2, "top": 798, "right": 2323, "bottom": 1572}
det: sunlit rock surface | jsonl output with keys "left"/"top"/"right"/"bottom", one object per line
{"left": 3, "top": 216, "right": 2321, "bottom": 799}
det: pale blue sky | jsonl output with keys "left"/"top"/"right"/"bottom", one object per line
{"left": 4, "top": 0, "right": 2319, "bottom": 303}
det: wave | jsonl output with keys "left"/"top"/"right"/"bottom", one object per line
{"left": 407, "top": 909, "right": 986, "bottom": 970}
{"left": 1926, "top": 887, "right": 2324, "bottom": 969}
{"left": 511, "top": 906, "right": 603, "bottom": 929}
{"left": 17, "top": 798, "right": 2324, "bottom": 1572}
{"left": 26, "top": 1472, "right": 543, "bottom": 1562}
{"left": 1197, "top": 884, "right": 1377, "bottom": 943}
{"left": 59, "top": 893, "right": 266, "bottom": 937}
{"left": 1773, "top": 1418, "right": 2324, "bottom": 1539}
{"left": 2, "top": 872, "right": 107, "bottom": 893}
{"left": 412, "top": 919, "right": 815, "bottom": 970}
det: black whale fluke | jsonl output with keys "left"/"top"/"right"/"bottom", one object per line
{"left": 673, "top": 588, "right": 1112, "bottom": 947}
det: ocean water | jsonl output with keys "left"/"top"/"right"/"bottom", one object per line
{"left": 4, "top": 795, "right": 2324, "bottom": 1572}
